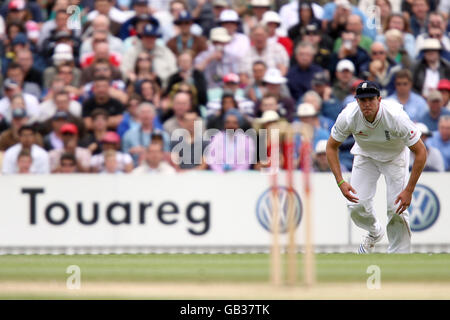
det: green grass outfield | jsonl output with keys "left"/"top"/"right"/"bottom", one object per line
{"left": 1, "top": 253, "right": 450, "bottom": 283}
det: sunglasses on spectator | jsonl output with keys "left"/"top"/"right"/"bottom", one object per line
{"left": 395, "top": 81, "right": 410, "bottom": 86}
{"left": 372, "top": 51, "right": 386, "bottom": 55}
{"left": 429, "top": 33, "right": 442, "bottom": 38}
{"left": 138, "top": 57, "right": 151, "bottom": 61}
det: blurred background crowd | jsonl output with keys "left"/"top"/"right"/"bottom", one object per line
{"left": 0, "top": 0, "right": 449, "bottom": 174}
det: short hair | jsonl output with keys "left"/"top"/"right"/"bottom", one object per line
{"left": 138, "top": 102, "right": 156, "bottom": 114}
{"left": 128, "top": 93, "right": 143, "bottom": 104}
{"left": 91, "top": 108, "right": 109, "bottom": 119}
{"left": 261, "top": 93, "right": 278, "bottom": 103}
{"left": 250, "top": 24, "right": 268, "bottom": 36}
{"left": 57, "top": 61, "right": 73, "bottom": 72}
{"left": 295, "top": 41, "right": 316, "bottom": 56}
{"left": 55, "top": 9, "right": 69, "bottom": 17}
{"left": 93, "top": 57, "right": 111, "bottom": 66}
{"left": 370, "top": 42, "right": 387, "bottom": 53}
{"left": 17, "top": 149, "right": 31, "bottom": 160}
{"left": 385, "top": 29, "right": 403, "bottom": 41}
{"left": 7, "top": 62, "right": 23, "bottom": 73}
{"left": 395, "top": 69, "right": 413, "bottom": 82}
{"left": 60, "top": 152, "right": 76, "bottom": 164}
{"left": 384, "top": 13, "right": 412, "bottom": 33}
{"left": 11, "top": 93, "right": 25, "bottom": 104}
{"left": 303, "top": 90, "right": 323, "bottom": 107}
{"left": 18, "top": 124, "right": 36, "bottom": 135}
{"left": 54, "top": 90, "right": 70, "bottom": 99}
{"left": 103, "top": 149, "right": 116, "bottom": 159}
{"left": 253, "top": 60, "right": 267, "bottom": 68}
{"left": 148, "top": 137, "right": 164, "bottom": 150}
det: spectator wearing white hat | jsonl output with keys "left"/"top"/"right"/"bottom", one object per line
{"left": 414, "top": 12, "right": 450, "bottom": 57}
{"left": 410, "top": 122, "right": 445, "bottom": 172}
{"left": 218, "top": 9, "right": 250, "bottom": 62}
{"left": 43, "top": 43, "right": 82, "bottom": 90}
{"left": 294, "top": 102, "right": 329, "bottom": 150}
{"left": 259, "top": 68, "right": 295, "bottom": 122}
{"left": 239, "top": 24, "right": 289, "bottom": 85}
{"left": 332, "top": 59, "right": 357, "bottom": 103}
{"left": 194, "top": 27, "right": 240, "bottom": 89}
{"left": 253, "top": 109, "right": 289, "bottom": 170}
{"left": 240, "top": 0, "right": 272, "bottom": 36}
{"left": 261, "top": 11, "right": 293, "bottom": 57}
{"left": 412, "top": 38, "right": 450, "bottom": 97}
{"left": 312, "top": 139, "right": 348, "bottom": 172}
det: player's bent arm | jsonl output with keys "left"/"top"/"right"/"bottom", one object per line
{"left": 326, "top": 136, "right": 344, "bottom": 184}
{"left": 406, "top": 139, "right": 427, "bottom": 193}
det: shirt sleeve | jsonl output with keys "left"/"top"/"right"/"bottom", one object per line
{"left": 330, "top": 112, "right": 351, "bottom": 142}
{"left": 397, "top": 111, "right": 422, "bottom": 147}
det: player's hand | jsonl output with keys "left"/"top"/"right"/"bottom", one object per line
{"left": 395, "top": 190, "right": 412, "bottom": 214}
{"left": 339, "top": 182, "right": 359, "bottom": 203}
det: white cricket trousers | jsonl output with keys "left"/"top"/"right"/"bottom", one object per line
{"left": 348, "top": 152, "right": 412, "bottom": 253}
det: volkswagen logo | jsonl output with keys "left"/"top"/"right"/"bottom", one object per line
{"left": 410, "top": 184, "right": 440, "bottom": 232}
{"left": 256, "top": 187, "right": 302, "bottom": 233}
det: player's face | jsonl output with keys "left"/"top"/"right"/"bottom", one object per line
{"left": 357, "top": 96, "right": 381, "bottom": 121}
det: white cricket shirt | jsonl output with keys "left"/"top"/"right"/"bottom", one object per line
{"left": 331, "top": 99, "right": 421, "bottom": 162}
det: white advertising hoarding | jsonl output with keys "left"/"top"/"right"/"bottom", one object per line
{"left": 0, "top": 172, "right": 447, "bottom": 253}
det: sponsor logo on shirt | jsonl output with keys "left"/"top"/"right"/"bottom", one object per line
{"left": 355, "top": 130, "right": 368, "bottom": 137}
{"left": 409, "top": 130, "right": 417, "bottom": 140}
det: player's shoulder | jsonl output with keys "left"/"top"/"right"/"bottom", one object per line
{"left": 380, "top": 99, "right": 405, "bottom": 118}
{"left": 339, "top": 101, "right": 360, "bottom": 120}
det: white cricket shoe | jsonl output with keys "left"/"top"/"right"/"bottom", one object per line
{"left": 358, "top": 229, "right": 385, "bottom": 254}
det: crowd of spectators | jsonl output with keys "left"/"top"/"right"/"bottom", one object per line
{"left": 0, "top": 0, "right": 449, "bottom": 174}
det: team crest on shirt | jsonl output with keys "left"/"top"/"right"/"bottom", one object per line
{"left": 385, "top": 130, "right": 391, "bottom": 141}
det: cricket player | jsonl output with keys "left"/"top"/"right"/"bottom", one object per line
{"left": 326, "top": 81, "right": 427, "bottom": 254}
